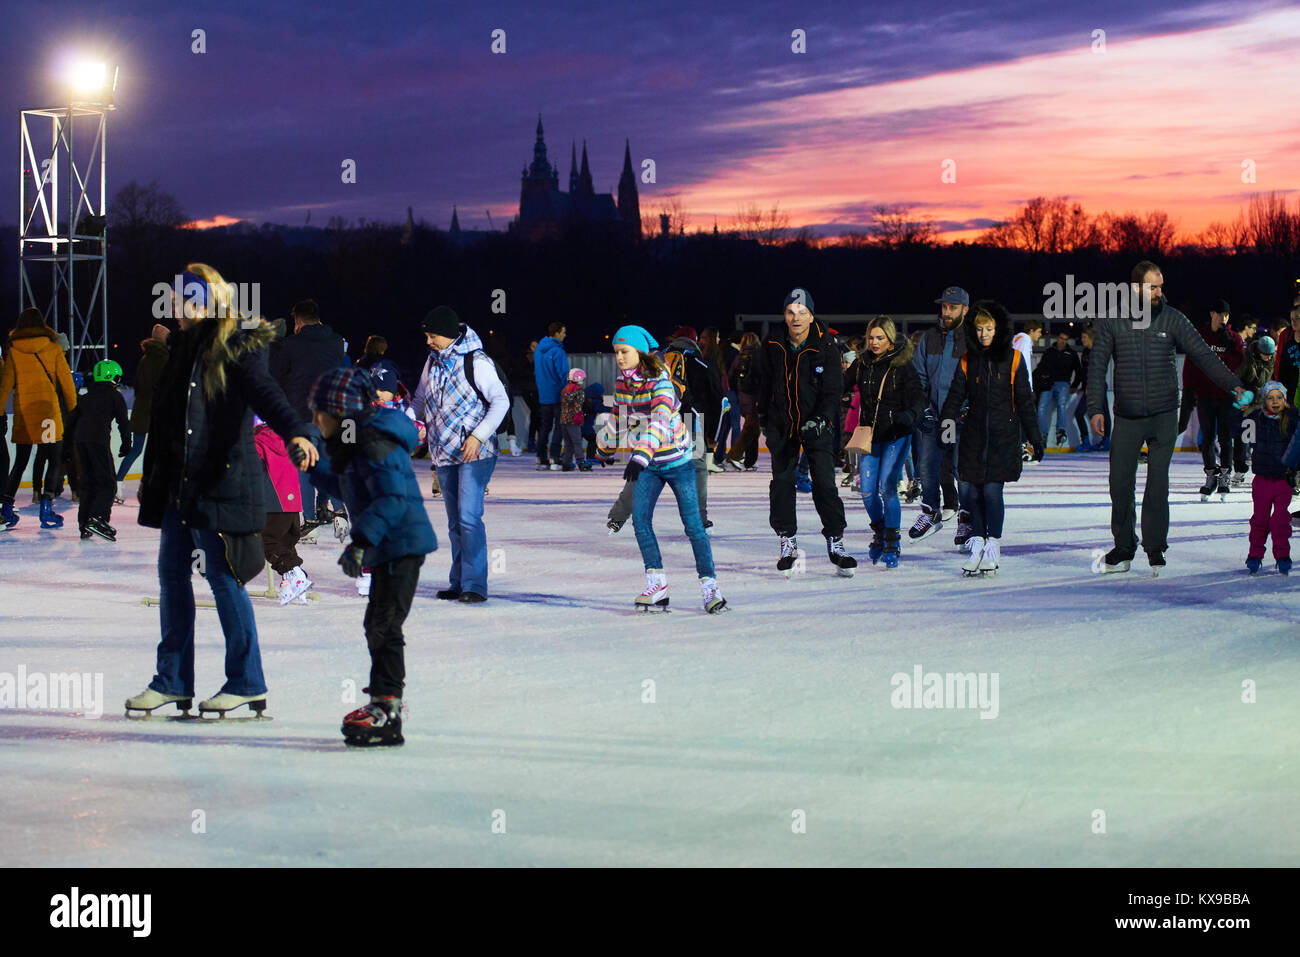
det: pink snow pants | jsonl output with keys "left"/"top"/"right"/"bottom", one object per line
{"left": 1249, "top": 476, "right": 1293, "bottom": 560}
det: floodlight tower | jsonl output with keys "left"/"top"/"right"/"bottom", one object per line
{"left": 19, "top": 61, "right": 117, "bottom": 373}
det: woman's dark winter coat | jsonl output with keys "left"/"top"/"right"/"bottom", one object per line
{"left": 129, "top": 336, "right": 170, "bottom": 433}
{"left": 139, "top": 318, "right": 315, "bottom": 533}
{"left": 844, "top": 338, "right": 925, "bottom": 444}
{"left": 940, "top": 303, "right": 1044, "bottom": 485}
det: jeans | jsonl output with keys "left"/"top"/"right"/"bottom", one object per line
{"left": 116, "top": 432, "right": 147, "bottom": 480}
{"left": 436, "top": 455, "right": 498, "bottom": 596}
{"left": 610, "top": 454, "right": 708, "bottom": 525}
{"left": 859, "top": 434, "right": 910, "bottom": 527}
{"left": 1038, "top": 381, "right": 1071, "bottom": 440}
{"left": 536, "top": 403, "right": 563, "bottom": 464}
{"left": 1075, "top": 388, "right": 1110, "bottom": 446}
{"left": 364, "top": 554, "right": 425, "bottom": 697}
{"left": 714, "top": 390, "right": 740, "bottom": 463}
{"left": 767, "top": 431, "right": 845, "bottom": 537}
{"left": 150, "top": 505, "right": 266, "bottom": 698}
{"left": 299, "top": 469, "right": 345, "bottom": 519}
{"left": 1109, "top": 411, "right": 1178, "bottom": 556}
{"left": 631, "top": 459, "right": 715, "bottom": 578}
{"left": 914, "top": 416, "right": 957, "bottom": 514}
{"left": 561, "top": 423, "right": 583, "bottom": 467}
{"left": 961, "top": 480, "right": 1006, "bottom": 538}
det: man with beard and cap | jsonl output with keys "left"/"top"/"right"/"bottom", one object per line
{"left": 748, "top": 287, "right": 856, "bottom": 577}
{"left": 910, "top": 285, "right": 970, "bottom": 546}
{"left": 1089, "top": 261, "right": 1247, "bottom": 574}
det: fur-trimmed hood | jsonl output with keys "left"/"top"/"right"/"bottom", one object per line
{"left": 965, "top": 299, "right": 1014, "bottom": 360}
{"left": 8, "top": 325, "right": 60, "bottom": 350}
{"left": 864, "top": 337, "right": 916, "bottom": 369}
{"left": 197, "top": 317, "right": 278, "bottom": 401}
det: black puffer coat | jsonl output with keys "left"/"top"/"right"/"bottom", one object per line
{"left": 940, "top": 302, "right": 1044, "bottom": 485}
{"left": 844, "top": 339, "right": 925, "bottom": 444}
{"left": 270, "top": 321, "right": 346, "bottom": 421}
{"left": 139, "top": 319, "right": 315, "bottom": 533}
{"left": 750, "top": 320, "right": 842, "bottom": 440}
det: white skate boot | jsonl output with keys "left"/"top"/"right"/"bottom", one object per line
{"left": 125, "top": 688, "right": 194, "bottom": 719}
{"left": 635, "top": 569, "right": 669, "bottom": 612}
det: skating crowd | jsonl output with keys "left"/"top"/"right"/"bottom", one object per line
{"left": 3, "top": 260, "right": 1299, "bottom": 744}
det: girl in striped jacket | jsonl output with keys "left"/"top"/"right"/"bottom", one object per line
{"left": 612, "top": 325, "right": 726, "bottom": 613}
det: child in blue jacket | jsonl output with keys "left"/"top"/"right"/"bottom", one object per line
{"left": 298, "top": 367, "right": 438, "bottom": 746}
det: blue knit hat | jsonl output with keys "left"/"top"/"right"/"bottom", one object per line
{"left": 1262, "top": 380, "right": 1287, "bottom": 401}
{"left": 181, "top": 270, "right": 209, "bottom": 307}
{"left": 612, "top": 325, "right": 658, "bottom": 354}
{"left": 309, "top": 366, "right": 375, "bottom": 417}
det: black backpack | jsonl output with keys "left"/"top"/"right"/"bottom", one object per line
{"left": 462, "top": 350, "right": 511, "bottom": 406}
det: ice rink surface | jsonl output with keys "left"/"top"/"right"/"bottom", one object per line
{"left": 1, "top": 452, "right": 1296, "bottom": 867}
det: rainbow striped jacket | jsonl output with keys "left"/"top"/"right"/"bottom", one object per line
{"left": 614, "top": 368, "right": 693, "bottom": 471}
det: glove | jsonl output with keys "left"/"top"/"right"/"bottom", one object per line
{"left": 288, "top": 439, "right": 310, "bottom": 468}
{"left": 623, "top": 459, "right": 644, "bottom": 483}
{"left": 1032, "top": 444, "right": 1046, "bottom": 463}
{"left": 1285, "top": 468, "right": 1297, "bottom": 488}
{"left": 338, "top": 540, "right": 366, "bottom": 578}
{"left": 757, "top": 413, "right": 768, "bottom": 431}
{"left": 800, "top": 416, "right": 829, "bottom": 438}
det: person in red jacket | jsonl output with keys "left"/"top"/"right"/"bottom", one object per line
{"left": 1273, "top": 293, "right": 1300, "bottom": 403}
{"left": 1184, "top": 299, "right": 1244, "bottom": 493}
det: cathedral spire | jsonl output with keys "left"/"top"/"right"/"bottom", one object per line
{"left": 617, "top": 137, "right": 642, "bottom": 240}
{"left": 569, "top": 141, "right": 579, "bottom": 193}
{"left": 578, "top": 140, "right": 594, "bottom": 195}
{"left": 450, "top": 205, "right": 460, "bottom": 233}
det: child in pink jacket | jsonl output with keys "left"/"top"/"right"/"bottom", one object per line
{"left": 254, "top": 416, "right": 313, "bottom": 604}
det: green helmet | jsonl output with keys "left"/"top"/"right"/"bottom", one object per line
{"left": 91, "top": 359, "right": 123, "bottom": 383}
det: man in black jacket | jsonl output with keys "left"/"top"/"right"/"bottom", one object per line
{"left": 1036, "top": 330, "right": 1082, "bottom": 448}
{"left": 1089, "top": 261, "right": 1246, "bottom": 573}
{"left": 748, "top": 287, "right": 854, "bottom": 575}
{"left": 272, "top": 299, "right": 346, "bottom": 525}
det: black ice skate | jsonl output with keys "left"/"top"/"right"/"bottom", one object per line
{"left": 197, "top": 692, "right": 270, "bottom": 720}
{"left": 777, "top": 535, "right": 799, "bottom": 578}
{"left": 1101, "top": 547, "right": 1134, "bottom": 573}
{"left": 342, "top": 695, "right": 404, "bottom": 747}
{"left": 1216, "top": 471, "right": 1230, "bottom": 503}
{"left": 1146, "top": 550, "right": 1166, "bottom": 577}
{"left": 1198, "top": 468, "right": 1218, "bottom": 502}
{"left": 826, "top": 535, "right": 857, "bottom": 577}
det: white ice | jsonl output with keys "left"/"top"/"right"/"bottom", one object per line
{"left": 1, "top": 453, "right": 1296, "bottom": 866}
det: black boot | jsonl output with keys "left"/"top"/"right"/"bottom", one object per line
{"left": 867, "top": 521, "right": 885, "bottom": 564}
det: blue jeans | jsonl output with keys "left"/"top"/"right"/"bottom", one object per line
{"left": 116, "top": 432, "right": 147, "bottom": 480}
{"left": 299, "top": 470, "right": 345, "bottom": 519}
{"left": 150, "top": 505, "right": 266, "bottom": 698}
{"left": 632, "top": 459, "right": 715, "bottom": 578}
{"left": 1038, "top": 381, "right": 1071, "bottom": 439}
{"left": 859, "top": 434, "right": 911, "bottom": 527}
{"left": 914, "top": 415, "right": 956, "bottom": 514}
{"left": 437, "top": 455, "right": 498, "bottom": 596}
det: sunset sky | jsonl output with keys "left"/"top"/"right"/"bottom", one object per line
{"left": 3, "top": 0, "right": 1297, "bottom": 241}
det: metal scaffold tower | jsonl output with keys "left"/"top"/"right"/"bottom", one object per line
{"left": 19, "top": 100, "right": 112, "bottom": 373}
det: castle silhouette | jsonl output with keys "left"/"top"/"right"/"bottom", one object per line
{"left": 508, "top": 115, "right": 642, "bottom": 241}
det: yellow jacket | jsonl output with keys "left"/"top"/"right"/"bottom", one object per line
{"left": 0, "top": 326, "right": 78, "bottom": 444}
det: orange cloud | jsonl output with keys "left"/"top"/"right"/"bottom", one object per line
{"left": 672, "top": 7, "right": 1300, "bottom": 241}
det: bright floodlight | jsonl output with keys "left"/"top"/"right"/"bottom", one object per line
{"left": 70, "top": 61, "right": 107, "bottom": 93}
